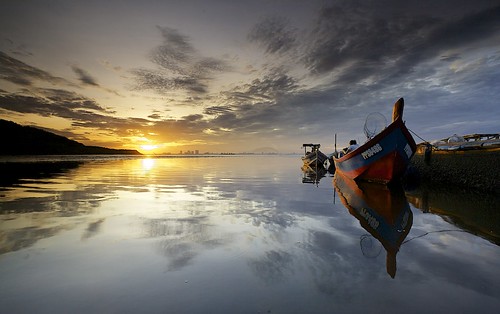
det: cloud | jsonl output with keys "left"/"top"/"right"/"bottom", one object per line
{"left": 99, "top": 59, "right": 122, "bottom": 72}
{"left": 71, "top": 66, "right": 99, "bottom": 86}
{"left": 0, "top": 51, "right": 120, "bottom": 96}
{"left": 147, "top": 113, "right": 162, "bottom": 120}
{"left": 302, "top": 5, "right": 439, "bottom": 76}
{"left": 133, "top": 26, "right": 230, "bottom": 95}
{"left": 302, "top": 2, "right": 500, "bottom": 81}
{"left": 1, "top": 38, "right": 34, "bottom": 57}
{"left": 248, "top": 16, "right": 297, "bottom": 54}
{"left": 246, "top": 69, "right": 300, "bottom": 98}
{"left": 203, "top": 105, "right": 232, "bottom": 116}
{"left": 152, "top": 26, "right": 195, "bottom": 74}
{"left": 0, "top": 50, "right": 72, "bottom": 86}
{"left": 0, "top": 88, "right": 114, "bottom": 123}
{"left": 426, "top": 4, "right": 500, "bottom": 50}
{"left": 133, "top": 68, "right": 208, "bottom": 94}
{"left": 221, "top": 67, "right": 301, "bottom": 106}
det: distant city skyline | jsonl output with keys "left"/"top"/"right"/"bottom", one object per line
{"left": 1, "top": 0, "right": 499, "bottom": 154}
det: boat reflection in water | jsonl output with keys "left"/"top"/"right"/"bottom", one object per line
{"left": 334, "top": 173, "right": 413, "bottom": 278}
{"left": 301, "top": 166, "right": 328, "bottom": 185}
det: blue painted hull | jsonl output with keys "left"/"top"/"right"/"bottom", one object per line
{"left": 334, "top": 117, "right": 416, "bottom": 183}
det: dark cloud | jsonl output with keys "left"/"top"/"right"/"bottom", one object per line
{"left": 223, "top": 68, "right": 300, "bottom": 106}
{"left": 248, "top": 16, "right": 297, "bottom": 54}
{"left": 152, "top": 27, "right": 195, "bottom": 74}
{"left": 0, "top": 51, "right": 72, "bottom": 87}
{"left": 40, "top": 88, "right": 111, "bottom": 111}
{"left": 133, "top": 68, "right": 208, "bottom": 94}
{"left": 1, "top": 51, "right": 118, "bottom": 96}
{"left": 427, "top": 5, "right": 500, "bottom": 49}
{"left": 184, "top": 114, "right": 203, "bottom": 122}
{"left": 0, "top": 88, "right": 115, "bottom": 125}
{"left": 302, "top": 2, "right": 500, "bottom": 80}
{"left": 1, "top": 38, "right": 34, "bottom": 57}
{"left": 203, "top": 105, "right": 232, "bottom": 116}
{"left": 302, "top": 5, "right": 440, "bottom": 75}
{"left": 133, "top": 26, "right": 230, "bottom": 95}
{"left": 71, "top": 66, "right": 99, "bottom": 86}
{"left": 247, "top": 69, "right": 300, "bottom": 98}
{"left": 148, "top": 113, "right": 162, "bottom": 120}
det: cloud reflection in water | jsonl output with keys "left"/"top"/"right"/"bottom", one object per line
{"left": 0, "top": 156, "right": 499, "bottom": 313}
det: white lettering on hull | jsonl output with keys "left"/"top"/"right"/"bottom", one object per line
{"left": 361, "top": 143, "right": 383, "bottom": 160}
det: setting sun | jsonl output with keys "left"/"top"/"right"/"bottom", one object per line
{"left": 140, "top": 144, "right": 159, "bottom": 151}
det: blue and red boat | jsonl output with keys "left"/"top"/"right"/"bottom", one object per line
{"left": 333, "top": 98, "right": 417, "bottom": 184}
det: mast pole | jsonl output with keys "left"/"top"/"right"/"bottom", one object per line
{"left": 334, "top": 133, "right": 337, "bottom": 156}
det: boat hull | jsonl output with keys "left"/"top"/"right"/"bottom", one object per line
{"left": 302, "top": 149, "right": 328, "bottom": 170}
{"left": 334, "top": 118, "right": 416, "bottom": 184}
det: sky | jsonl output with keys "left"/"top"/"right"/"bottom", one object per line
{"left": 1, "top": 0, "right": 499, "bottom": 154}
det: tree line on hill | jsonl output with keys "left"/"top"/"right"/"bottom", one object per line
{"left": 0, "top": 119, "right": 141, "bottom": 155}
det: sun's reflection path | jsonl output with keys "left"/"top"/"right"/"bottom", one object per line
{"left": 141, "top": 158, "right": 156, "bottom": 172}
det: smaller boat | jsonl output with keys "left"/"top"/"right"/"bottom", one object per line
{"left": 333, "top": 98, "right": 417, "bottom": 184}
{"left": 301, "top": 143, "right": 328, "bottom": 172}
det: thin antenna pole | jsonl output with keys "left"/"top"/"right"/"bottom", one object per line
{"left": 334, "top": 133, "right": 337, "bottom": 155}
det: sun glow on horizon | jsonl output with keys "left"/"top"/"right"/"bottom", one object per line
{"left": 141, "top": 144, "right": 159, "bottom": 151}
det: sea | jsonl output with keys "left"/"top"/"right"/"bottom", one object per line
{"left": 1, "top": 155, "right": 499, "bottom": 313}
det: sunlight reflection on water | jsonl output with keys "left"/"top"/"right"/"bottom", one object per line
{"left": 0, "top": 155, "right": 499, "bottom": 313}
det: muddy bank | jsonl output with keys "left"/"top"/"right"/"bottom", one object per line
{"left": 409, "top": 149, "right": 500, "bottom": 194}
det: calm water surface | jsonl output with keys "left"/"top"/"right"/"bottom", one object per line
{"left": 1, "top": 155, "right": 499, "bottom": 313}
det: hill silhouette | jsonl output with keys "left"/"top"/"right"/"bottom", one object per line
{"left": 252, "top": 146, "right": 279, "bottom": 154}
{"left": 0, "top": 119, "right": 141, "bottom": 155}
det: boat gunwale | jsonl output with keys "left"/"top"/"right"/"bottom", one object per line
{"left": 333, "top": 117, "right": 410, "bottom": 163}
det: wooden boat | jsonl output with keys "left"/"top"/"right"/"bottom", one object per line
{"left": 333, "top": 98, "right": 417, "bottom": 184}
{"left": 301, "top": 143, "right": 328, "bottom": 172}
{"left": 334, "top": 172, "right": 413, "bottom": 278}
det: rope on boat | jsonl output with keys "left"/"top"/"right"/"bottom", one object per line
{"left": 402, "top": 229, "right": 468, "bottom": 244}
{"left": 408, "top": 128, "right": 430, "bottom": 144}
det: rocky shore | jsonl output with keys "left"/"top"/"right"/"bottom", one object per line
{"left": 409, "top": 148, "right": 500, "bottom": 194}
